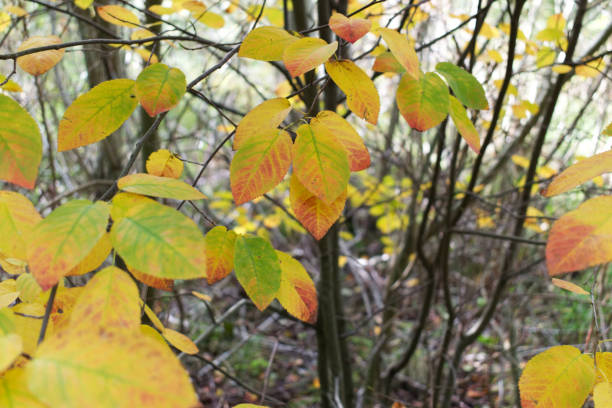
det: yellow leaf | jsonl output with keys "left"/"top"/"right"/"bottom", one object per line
{"left": 283, "top": 37, "right": 337, "bottom": 78}
{"left": 0, "top": 74, "right": 22, "bottom": 92}
{"left": 75, "top": 0, "right": 94, "bottom": 9}
{"left": 239, "top": 26, "right": 298, "bottom": 61}
{"left": 146, "top": 149, "right": 183, "bottom": 178}
{"left": 0, "top": 333, "right": 22, "bottom": 373}
{"left": 576, "top": 57, "right": 605, "bottom": 78}
{"left": 16, "top": 273, "right": 42, "bottom": 303}
{"left": 133, "top": 48, "right": 159, "bottom": 64}
{"left": 594, "top": 382, "right": 612, "bottom": 407}
{"left": 0, "top": 191, "right": 41, "bottom": 260}
{"left": 204, "top": 226, "right": 236, "bottom": 284}
{"left": 118, "top": 173, "right": 205, "bottom": 200}
{"left": 192, "top": 291, "right": 211, "bottom": 302}
{"left": 0, "top": 368, "right": 47, "bottom": 407}
{"left": 551, "top": 278, "right": 589, "bottom": 295}
{"left": 17, "top": 36, "right": 64, "bottom": 76}
{"left": 97, "top": 5, "right": 140, "bottom": 27}
{"left": 234, "top": 98, "right": 291, "bottom": 150}
{"left": 142, "top": 302, "right": 165, "bottom": 331}
{"left": 511, "top": 155, "right": 530, "bottom": 168}
{"left": 377, "top": 28, "right": 420, "bottom": 79}
{"left": 66, "top": 232, "right": 112, "bottom": 276}
{"left": 536, "top": 47, "right": 556, "bottom": 68}
{"left": 542, "top": 150, "right": 612, "bottom": 196}
{"left": 130, "top": 29, "right": 156, "bottom": 46}
{"left": 162, "top": 328, "right": 199, "bottom": 354}
{"left": 276, "top": 251, "right": 317, "bottom": 323}
{"left": 4, "top": 6, "right": 27, "bottom": 17}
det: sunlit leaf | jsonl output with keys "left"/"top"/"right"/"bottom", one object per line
{"left": 293, "top": 124, "right": 350, "bottom": 205}
{"left": 58, "top": 79, "right": 138, "bottom": 151}
{"left": 239, "top": 26, "right": 299, "bottom": 61}
{"left": 191, "top": 9, "right": 224, "bottom": 28}
{"left": 276, "top": 251, "right": 317, "bottom": 323}
{"left": 234, "top": 97, "right": 292, "bottom": 150}
{"left": 231, "top": 129, "right": 292, "bottom": 204}
{"left": 0, "top": 95, "right": 42, "bottom": 188}
{"left": 205, "top": 226, "right": 237, "bottom": 284}
{"left": 110, "top": 194, "right": 206, "bottom": 280}
{"left": 283, "top": 37, "right": 337, "bottom": 78}
{"left": 28, "top": 200, "right": 110, "bottom": 291}
{"left": 551, "top": 278, "right": 589, "bottom": 295}
{"left": 536, "top": 47, "right": 556, "bottom": 68}
{"left": 396, "top": 72, "right": 449, "bottom": 131}
{"left": 329, "top": 11, "right": 371, "bottom": 43}
{"left": 325, "top": 60, "right": 380, "bottom": 124}
{"left": 97, "top": 5, "right": 140, "bottom": 27}
{"left": 162, "top": 328, "right": 198, "bottom": 354}
{"left": 75, "top": 0, "right": 94, "bottom": 9}
{"left": 552, "top": 64, "right": 572, "bottom": 74}
{"left": 118, "top": 173, "right": 205, "bottom": 200}
{"left": 135, "top": 63, "right": 186, "bottom": 117}
{"left": 234, "top": 235, "right": 281, "bottom": 310}
{"left": 377, "top": 28, "right": 419, "bottom": 79}
{"left": 519, "top": 345, "right": 594, "bottom": 407}
{"left": 146, "top": 149, "right": 183, "bottom": 178}
{"left": 149, "top": 5, "right": 177, "bottom": 15}
{"left": 16, "top": 36, "right": 64, "bottom": 76}
{"left": 448, "top": 96, "right": 480, "bottom": 153}
{"left": 0, "top": 191, "right": 41, "bottom": 260}
{"left": 435, "top": 62, "right": 488, "bottom": 110}
{"left": 542, "top": 150, "right": 612, "bottom": 196}
{"left": 310, "top": 110, "right": 370, "bottom": 171}
{"left": 575, "top": 57, "right": 605, "bottom": 78}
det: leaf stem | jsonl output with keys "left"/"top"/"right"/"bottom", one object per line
{"left": 38, "top": 284, "right": 58, "bottom": 345}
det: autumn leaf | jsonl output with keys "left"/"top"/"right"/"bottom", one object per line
{"left": 396, "top": 72, "right": 449, "bottom": 131}
{"left": 0, "top": 95, "right": 42, "bottom": 188}
{"left": 551, "top": 278, "right": 589, "bottom": 295}
{"left": 162, "top": 328, "right": 199, "bottom": 354}
{"left": 0, "top": 368, "right": 46, "bottom": 407}
{"left": 448, "top": 96, "right": 480, "bottom": 153}
{"left": 146, "top": 149, "right": 184, "bottom": 178}
{"left": 234, "top": 97, "right": 292, "bottom": 150}
{"left": 372, "top": 51, "right": 405, "bottom": 74}
{"left": 542, "top": 150, "right": 612, "bottom": 197}
{"left": 519, "top": 345, "right": 594, "bottom": 407}
{"left": 205, "top": 226, "right": 237, "bottom": 284}
{"left": 27, "top": 200, "right": 110, "bottom": 291}
{"left": 546, "top": 196, "right": 612, "bottom": 275}
{"left": 129, "top": 266, "right": 174, "bottom": 292}
{"left": 16, "top": 36, "right": 65, "bottom": 76}
{"left": 283, "top": 37, "right": 338, "bottom": 78}
{"left": 435, "top": 62, "right": 488, "bottom": 110}
{"left": 234, "top": 235, "right": 281, "bottom": 310}
{"left": 117, "top": 173, "right": 206, "bottom": 200}
{"left": 594, "top": 382, "right": 612, "bottom": 408}
{"left": 135, "top": 63, "right": 186, "bottom": 117}
{"left": 97, "top": 5, "right": 140, "bottom": 27}
{"left": 377, "top": 28, "right": 420, "bottom": 79}
{"left": 231, "top": 129, "right": 292, "bottom": 204}
{"left": 58, "top": 79, "right": 139, "bottom": 151}
{"left": 325, "top": 60, "right": 380, "bottom": 124}
{"left": 0, "top": 333, "right": 21, "bottom": 373}
{"left": 276, "top": 250, "right": 317, "bottom": 323}
{"left": 0, "top": 191, "right": 41, "bottom": 260}
{"left": 329, "top": 11, "right": 371, "bottom": 43}
{"left": 239, "top": 26, "right": 299, "bottom": 61}
{"left": 67, "top": 232, "right": 112, "bottom": 276}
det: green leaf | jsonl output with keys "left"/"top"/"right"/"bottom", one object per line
{"left": 117, "top": 173, "right": 206, "bottom": 200}
{"left": 435, "top": 62, "right": 488, "bottom": 110}
{"left": 135, "top": 63, "right": 186, "bottom": 117}
{"left": 448, "top": 96, "right": 480, "bottom": 153}
{"left": 234, "top": 235, "right": 281, "bottom": 310}
{"left": 58, "top": 79, "right": 139, "bottom": 151}
{"left": 0, "top": 94, "right": 42, "bottom": 188}
{"left": 396, "top": 72, "right": 449, "bottom": 132}
{"left": 27, "top": 200, "right": 110, "bottom": 291}
{"left": 110, "top": 194, "right": 206, "bottom": 280}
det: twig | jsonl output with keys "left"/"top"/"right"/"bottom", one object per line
{"left": 37, "top": 284, "right": 58, "bottom": 344}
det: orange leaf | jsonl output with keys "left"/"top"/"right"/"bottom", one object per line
{"left": 292, "top": 124, "right": 350, "bottom": 205}
{"left": 396, "top": 72, "right": 449, "bottom": 131}
{"left": 290, "top": 174, "right": 346, "bottom": 240}
{"left": 129, "top": 266, "right": 174, "bottom": 291}
{"left": 231, "top": 129, "right": 292, "bottom": 204}
{"left": 135, "top": 63, "right": 186, "bottom": 117}
{"left": 16, "top": 36, "right": 64, "bottom": 76}
{"left": 234, "top": 98, "right": 292, "bottom": 150}
{"left": 117, "top": 173, "right": 205, "bottom": 200}
{"left": 97, "top": 5, "right": 140, "bottom": 27}
{"left": 325, "top": 60, "right": 380, "bottom": 125}
{"left": 145, "top": 149, "right": 183, "bottom": 178}
{"left": 238, "top": 26, "right": 299, "bottom": 61}
{"left": 0, "top": 95, "right": 42, "bottom": 188}
{"left": 276, "top": 251, "right": 317, "bottom": 323}
{"left": 204, "top": 226, "right": 237, "bottom": 284}
{"left": 542, "top": 150, "right": 612, "bottom": 197}
{"left": 546, "top": 196, "right": 612, "bottom": 275}
{"left": 377, "top": 28, "right": 420, "bottom": 79}
{"left": 329, "top": 12, "right": 371, "bottom": 43}
{"left": 448, "top": 96, "right": 480, "bottom": 153}
{"left": 551, "top": 278, "right": 589, "bottom": 295}
{"left": 283, "top": 37, "right": 337, "bottom": 78}
{"left": 310, "top": 110, "right": 370, "bottom": 171}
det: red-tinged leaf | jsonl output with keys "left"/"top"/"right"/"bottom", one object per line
{"left": 435, "top": 62, "right": 488, "bottom": 110}
{"left": 16, "top": 36, "right": 64, "bottom": 76}
{"left": 372, "top": 51, "right": 405, "bottom": 74}
{"left": 26, "top": 327, "right": 198, "bottom": 408}
{"left": 276, "top": 251, "right": 317, "bottom": 323}
{"left": 289, "top": 174, "right": 346, "bottom": 240}
{"left": 233, "top": 235, "right": 281, "bottom": 310}
{"left": 162, "top": 328, "right": 198, "bottom": 354}
{"left": 135, "top": 63, "right": 186, "bottom": 117}
{"left": 146, "top": 149, "right": 183, "bottom": 178}
{"left": 234, "top": 98, "right": 292, "bottom": 150}
{"left": 551, "top": 278, "right": 589, "bottom": 295}
{"left": 396, "top": 72, "right": 449, "bottom": 131}
{"left": 519, "top": 345, "right": 595, "bottom": 408}
{"left": 58, "top": 79, "right": 138, "bottom": 151}
{"left": 117, "top": 173, "right": 206, "bottom": 200}
{"left": 205, "top": 226, "right": 237, "bottom": 285}
{"left": 238, "top": 26, "right": 299, "bottom": 61}
{"left": 128, "top": 266, "right": 174, "bottom": 292}
{"left": 329, "top": 11, "right": 371, "bottom": 43}
{"left": 27, "top": 200, "right": 110, "bottom": 291}
{"left": 70, "top": 266, "right": 140, "bottom": 331}
{"left": 542, "top": 150, "right": 612, "bottom": 197}
{"left": 310, "top": 110, "right": 370, "bottom": 171}
{"left": 0, "top": 95, "right": 42, "bottom": 188}
{"left": 293, "top": 124, "right": 350, "bottom": 205}
{"left": 325, "top": 60, "right": 380, "bottom": 125}
{"left": 0, "top": 191, "right": 41, "bottom": 260}
{"left": 110, "top": 194, "right": 207, "bottom": 280}
{"left": 283, "top": 37, "right": 338, "bottom": 78}
{"left": 97, "top": 5, "right": 140, "bottom": 27}
{"left": 231, "top": 129, "right": 292, "bottom": 204}
{"left": 546, "top": 196, "right": 612, "bottom": 275}
{"left": 66, "top": 232, "right": 112, "bottom": 276}
{"left": 448, "top": 96, "right": 480, "bottom": 153}
{"left": 377, "top": 28, "right": 420, "bottom": 79}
